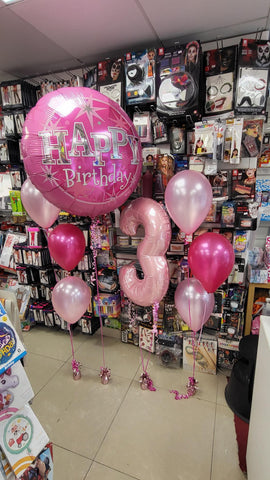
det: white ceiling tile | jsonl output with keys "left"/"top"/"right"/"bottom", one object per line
{"left": 140, "top": 0, "right": 269, "bottom": 40}
{"left": 0, "top": 7, "right": 81, "bottom": 77}
{"left": 9, "top": 0, "right": 160, "bottom": 58}
{"left": 0, "top": 0, "right": 269, "bottom": 82}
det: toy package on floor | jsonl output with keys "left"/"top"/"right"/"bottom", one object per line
{"left": 235, "top": 38, "right": 270, "bottom": 115}
{"left": 156, "top": 41, "right": 202, "bottom": 117}
{"left": 139, "top": 325, "right": 155, "bottom": 353}
{"left": 204, "top": 45, "right": 237, "bottom": 115}
{"left": 0, "top": 404, "right": 49, "bottom": 478}
{"left": 125, "top": 48, "right": 156, "bottom": 105}
{"left": 97, "top": 57, "right": 124, "bottom": 106}
{"left": 17, "top": 443, "right": 53, "bottom": 480}
{"left": 183, "top": 334, "right": 217, "bottom": 374}
{"left": 0, "top": 302, "right": 26, "bottom": 375}
{"left": 156, "top": 332, "right": 182, "bottom": 368}
{"left": 0, "top": 361, "right": 33, "bottom": 421}
{"left": 0, "top": 448, "right": 16, "bottom": 479}
{"left": 217, "top": 337, "right": 240, "bottom": 370}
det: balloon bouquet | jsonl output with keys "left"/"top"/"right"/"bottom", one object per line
{"left": 20, "top": 87, "right": 143, "bottom": 381}
{"left": 165, "top": 170, "right": 235, "bottom": 399}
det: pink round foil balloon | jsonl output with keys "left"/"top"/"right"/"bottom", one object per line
{"left": 21, "top": 87, "right": 142, "bottom": 217}
{"left": 21, "top": 178, "right": 60, "bottom": 229}
{"left": 174, "top": 278, "right": 214, "bottom": 332}
{"left": 188, "top": 232, "right": 235, "bottom": 293}
{"left": 165, "top": 170, "right": 213, "bottom": 234}
{"left": 119, "top": 197, "right": 171, "bottom": 306}
{"left": 52, "top": 276, "right": 91, "bottom": 325}
{"left": 48, "top": 223, "right": 85, "bottom": 271}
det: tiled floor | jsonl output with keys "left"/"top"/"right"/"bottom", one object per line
{"left": 22, "top": 326, "right": 247, "bottom": 480}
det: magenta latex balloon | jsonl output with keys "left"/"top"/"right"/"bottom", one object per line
{"left": 119, "top": 197, "right": 171, "bottom": 306}
{"left": 188, "top": 232, "right": 235, "bottom": 293}
{"left": 21, "top": 178, "right": 60, "bottom": 229}
{"left": 21, "top": 87, "right": 142, "bottom": 217}
{"left": 174, "top": 278, "right": 214, "bottom": 332}
{"left": 48, "top": 223, "right": 85, "bottom": 271}
{"left": 165, "top": 170, "right": 213, "bottom": 234}
{"left": 52, "top": 277, "right": 91, "bottom": 325}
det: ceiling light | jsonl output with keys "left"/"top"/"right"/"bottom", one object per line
{"left": 2, "top": 0, "right": 24, "bottom": 4}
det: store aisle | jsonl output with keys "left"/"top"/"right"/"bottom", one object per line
{"left": 22, "top": 327, "right": 246, "bottom": 480}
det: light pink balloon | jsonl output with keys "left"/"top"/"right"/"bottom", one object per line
{"left": 52, "top": 277, "right": 91, "bottom": 325}
{"left": 188, "top": 232, "right": 235, "bottom": 293}
{"left": 174, "top": 278, "right": 214, "bottom": 332}
{"left": 165, "top": 170, "right": 213, "bottom": 234}
{"left": 21, "top": 178, "right": 60, "bottom": 229}
{"left": 48, "top": 223, "right": 85, "bottom": 271}
{"left": 21, "top": 87, "right": 142, "bottom": 217}
{"left": 119, "top": 197, "right": 171, "bottom": 306}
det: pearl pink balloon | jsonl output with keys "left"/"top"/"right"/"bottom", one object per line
{"left": 48, "top": 223, "right": 85, "bottom": 271}
{"left": 175, "top": 278, "right": 215, "bottom": 332}
{"left": 165, "top": 170, "right": 213, "bottom": 234}
{"left": 52, "top": 277, "right": 91, "bottom": 325}
{"left": 119, "top": 197, "right": 171, "bottom": 306}
{"left": 188, "top": 232, "right": 235, "bottom": 293}
{"left": 21, "top": 178, "right": 60, "bottom": 228}
{"left": 21, "top": 87, "right": 142, "bottom": 217}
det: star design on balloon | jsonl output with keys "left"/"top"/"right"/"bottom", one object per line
{"left": 109, "top": 109, "right": 129, "bottom": 130}
{"left": 75, "top": 98, "right": 106, "bottom": 128}
{"left": 43, "top": 115, "right": 62, "bottom": 132}
{"left": 40, "top": 165, "right": 59, "bottom": 186}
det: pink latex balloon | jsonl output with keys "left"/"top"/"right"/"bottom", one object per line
{"left": 52, "top": 277, "right": 91, "bottom": 325}
{"left": 21, "top": 178, "right": 60, "bottom": 228}
{"left": 174, "top": 278, "right": 214, "bottom": 332}
{"left": 119, "top": 197, "right": 171, "bottom": 306}
{"left": 48, "top": 223, "right": 85, "bottom": 271}
{"left": 165, "top": 170, "right": 213, "bottom": 234}
{"left": 188, "top": 232, "right": 235, "bottom": 293}
{"left": 21, "top": 87, "right": 142, "bottom": 217}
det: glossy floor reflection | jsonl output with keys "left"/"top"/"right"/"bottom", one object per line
{"left": 22, "top": 326, "right": 247, "bottom": 480}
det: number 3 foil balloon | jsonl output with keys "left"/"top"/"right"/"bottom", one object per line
{"left": 21, "top": 87, "right": 142, "bottom": 217}
{"left": 119, "top": 198, "right": 171, "bottom": 306}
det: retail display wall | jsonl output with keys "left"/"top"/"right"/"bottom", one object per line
{"left": 0, "top": 34, "right": 270, "bottom": 375}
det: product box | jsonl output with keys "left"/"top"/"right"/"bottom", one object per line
{"left": 248, "top": 264, "right": 268, "bottom": 283}
{"left": 183, "top": 334, "right": 217, "bottom": 374}
{"left": 125, "top": 48, "right": 156, "bottom": 105}
{"left": 78, "top": 316, "right": 100, "bottom": 335}
{"left": 93, "top": 293, "right": 121, "bottom": 318}
{"left": 142, "top": 147, "right": 160, "bottom": 167}
{"left": 235, "top": 38, "right": 270, "bottom": 115}
{"left": 156, "top": 42, "right": 202, "bottom": 117}
{"left": 9, "top": 191, "right": 25, "bottom": 217}
{"left": 0, "top": 303, "right": 27, "bottom": 375}
{"left": 0, "top": 361, "right": 34, "bottom": 422}
{"left": 0, "top": 404, "right": 49, "bottom": 478}
{"left": 156, "top": 332, "right": 183, "bottom": 368}
{"left": 97, "top": 57, "right": 124, "bottom": 106}
{"left": 204, "top": 45, "right": 237, "bottom": 115}
{"left": 18, "top": 442, "right": 53, "bottom": 480}
{"left": 139, "top": 325, "right": 155, "bottom": 353}
{"left": 0, "top": 233, "right": 26, "bottom": 270}
{"left": 217, "top": 337, "right": 240, "bottom": 369}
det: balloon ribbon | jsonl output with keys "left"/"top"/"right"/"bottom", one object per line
{"left": 68, "top": 325, "right": 81, "bottom": 380}
{"left": 90, "top": 219, "right": 111, "bottom": 384}
{"left": 138, "top": 302, "right": 159, "bottom": 392}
